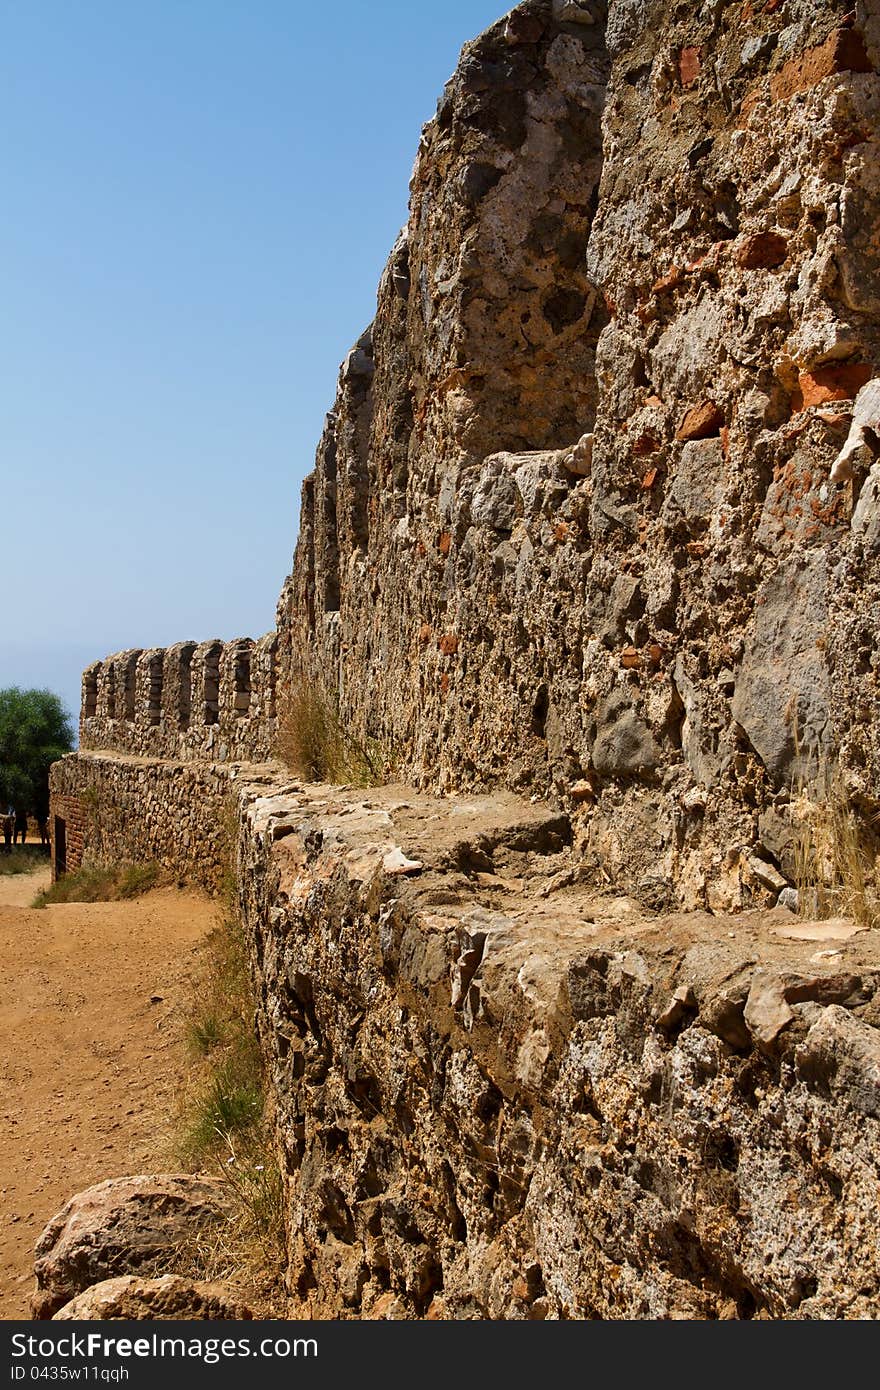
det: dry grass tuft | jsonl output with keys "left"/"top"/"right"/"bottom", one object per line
{"left": 0, "top": 846, "right": 48, "bottom": 876}
{"left": 33, "top": 860, "right": 164, "bottom": 906}
{"left": 790, "top": 771, "right": 879, "bottom": 928}
{"left": 174, "top": 892, "right": 287, "bottom": 1314}
{"left": 275, "top": 677, "right": 388, "bottom": 786}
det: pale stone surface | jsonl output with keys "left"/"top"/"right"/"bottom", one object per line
{"left": 831, "top": 378, "right": 880, "bottom": 481}
{"left": 53, "top": 1275, "right": 253, "bottom": 1321}
{"left": 33, "top": 1176, "right": 232, "bottom": 1320}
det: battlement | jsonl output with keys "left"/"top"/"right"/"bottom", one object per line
{"left": 79, "top": 633, "right": 278, "bottom": 764}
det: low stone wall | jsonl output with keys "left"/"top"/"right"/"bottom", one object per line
{"left": 49, "top": 750, "right": 277, "bottom": 893}
{"left": 47, "top": 751, "right": 880, "bottom": 1317}
{"left": 237, "top": 781, "right": 880, "bottom": 1320}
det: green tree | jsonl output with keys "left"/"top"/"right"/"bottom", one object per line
{"left": 0, "top": 687, "right": 74, "bottom": 816}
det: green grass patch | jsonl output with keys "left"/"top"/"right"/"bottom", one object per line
{"left": 33, "top": 860, "right": 164, "bottom": 907}
{"left": 178, "top": 908, "right": 262, "bottom": 1161}
{"left": 186, "top": 1011, "right": 227, "bottom": 1055}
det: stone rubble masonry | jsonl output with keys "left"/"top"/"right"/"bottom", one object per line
{"left": 80, "top": 633, "right": 278, "bottom": 766}
{"left": 66, "top": 0, "right": 880, "bottom": 915}
{"left": 49, "top": 750, "right": 273, "bottom": 892}
{"left": 48, "top": 0, "right": 880, "bottom": 1321}
{"left": 271, "top": 0, "right": 880, "bottom": 915}
{"left": 237, "top": 779, "right": 880, "bottom": 1320}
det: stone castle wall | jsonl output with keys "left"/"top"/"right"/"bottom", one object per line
{"left": 275, "top": 0, "right": 880, "bottom": 913}
{"left": 49, "top": 0, "right": 880, "bottom": 1321}
{"left": 66, "top": 1, "right": 880, "bottom": 916}
{"left": 49, "top": 751, "right": 270, "bottom": 892}
{"left": 80, "top": 634, "right": 278, "bottom": 766}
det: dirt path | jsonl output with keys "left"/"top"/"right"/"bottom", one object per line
{"left": 0, "top": 870, "right": 219, "bottom": 1318}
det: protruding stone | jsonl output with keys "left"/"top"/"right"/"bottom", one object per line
{"left": 570, "top": 778, "right": 596, "bottom": 802}
{"left": 746, "top": 854, "right": 788, "bottom": 894}
{"left": 777, "top": 886, "right": 800, "bottom": 914}
{"left": 702, "top": 990, "right": 752, "bottom": 1050}
{"left": 383, "top": 847, "right": 424, "bottom": 877}
{"left": 830, "top": 378, "right": 880, "bottom": 482}
{"left": 53, "top": 1275, "right": 254, "bottom": 1322}
{"left": 675, "top": 401, "right": 724, "bottom": 441}
{"left": 736, "top": 232, "right": 788, "bottom": 270}
{"left": 743, "top": 971, "right": 794, "bottom": 1048}
{"left": 562, "top": 433, "right": 593, "bottom": 477}
{"left": 796, "top": 1006, "right": 880, "bottom": 1118}
{"left": 655, "top": 984, "right": 697, "bottom": 1031}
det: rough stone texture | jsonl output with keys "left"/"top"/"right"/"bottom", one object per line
{"left": 268, "top": 0, "right": 880, "bottom": 914}
{"left": 52, "top": 1275, "right": 254, "bottom": 1321}
{"left": 69, "top": 0, "right": 880, "bottom": 914}
{"left": 80, "top": 634, "right": 278, "bottom": 765}
{"left": 53, "top": 0, "right": 880, "bottom": 1324}
{"left": 33, "top": 1176, "right": 233, "bottom": 1319}
{"left": 276, "top": 0, "right": 610, "bottom": 800}
{"left": 48, "top": 751, "right": 281, "bottom": 890}
{"left": 238, "top": 781, "right": 880, "bottom": 1320}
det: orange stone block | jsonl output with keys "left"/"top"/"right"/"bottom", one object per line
{"left": 771, "top": 29, "right": 871, "bottom": 103}
{"left": 676, "top": 401, "right": 725, "bottom": 441}
{"left": 652, "top": 265, "right": 684, "bottom": 295}
{"left": 797, "top": 363, "right": 873, "bottom": 409}
{"left": 679, "top": 46, "right": 702, "bottom": 89}
{"left": 736, "top": 231, "right": 788, "bottom": 270}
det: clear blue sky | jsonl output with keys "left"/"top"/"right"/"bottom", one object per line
{"left": 1, "top": 0, "right": 505, "bottom": 729}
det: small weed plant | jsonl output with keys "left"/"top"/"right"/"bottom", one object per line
{"left": 276, "top": 676, "right": 389, "bottom": 786}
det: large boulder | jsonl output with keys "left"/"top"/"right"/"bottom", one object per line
{"left": 52, "top": 1274, "right": 253, "bottom": 1321}
{"left": 33, "top": 1175, "right": 233, "bottom": 1319}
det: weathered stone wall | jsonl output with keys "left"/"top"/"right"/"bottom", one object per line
{"left": 275, "top": 0, "right": 880, "bottom": 913}
{"left": 238, "top": 780, "right": 880, "bottom": 1319}
{"left": 53, "top": 0, "right": 880, "bottom": 1324}
{"left": 80, "top": 634, "right": 278, "bottom": 766}
{"left": 276, "top": 0, "right": 610, "bottom": 767}
{"left": 49, "top": 751, "right": 274, "bottom": 892}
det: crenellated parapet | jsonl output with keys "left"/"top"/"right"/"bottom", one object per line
{"left": 80, "top": 634, "right": 278, "bottom": 765}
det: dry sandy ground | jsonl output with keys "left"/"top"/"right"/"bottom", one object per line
{"left": 0, "top": 867, "right": 219, "bottom": 1318}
